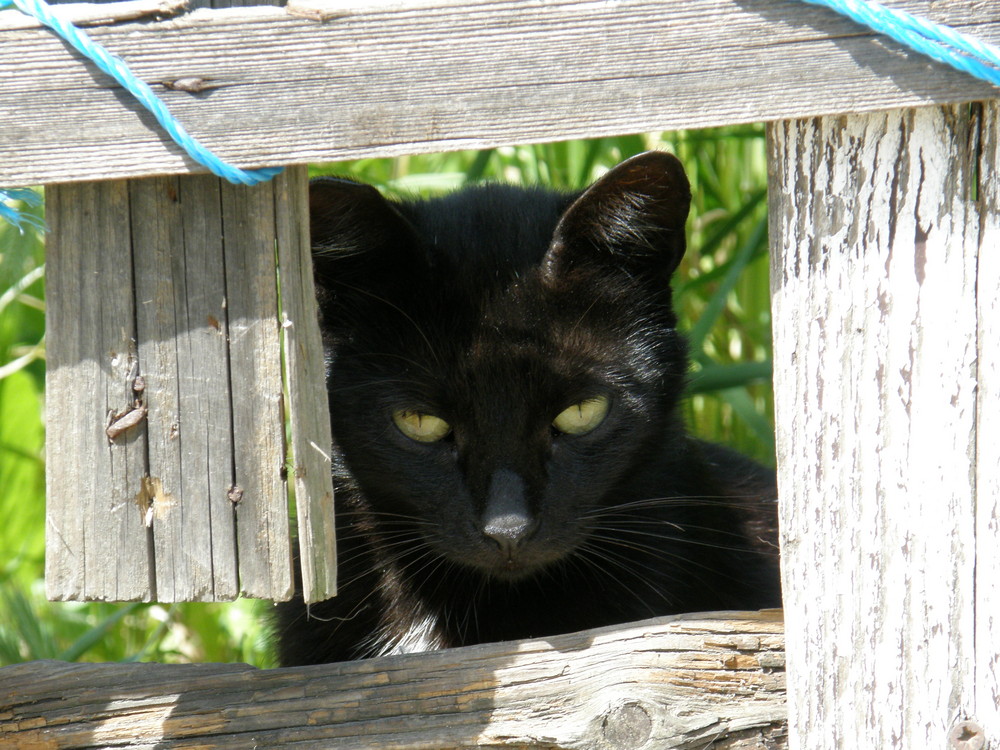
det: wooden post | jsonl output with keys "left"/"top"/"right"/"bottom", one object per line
{"left": 974, "top": 101, "right": 1000, "bottom": 749}
{"left": 768, "top": 103, "right": 999, "bottom": 748}
{"left": 45, "top": 167, "right": 336, "bottom": 603}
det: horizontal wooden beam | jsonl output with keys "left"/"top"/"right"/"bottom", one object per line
{"left": 0, "top": 611, "right": 786, "bottom": 749}
{"left": 0, "top": 0, "right": 186, "bottom": 30}
{"left": 1, "top": 0, "right": 998, "bottom": 186}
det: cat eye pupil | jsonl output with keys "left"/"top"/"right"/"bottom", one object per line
{"left": 393, "top": 409, "right": 451, "bottom": 443}
{"left": 552, "top": 395, "right": 610, "bottom": 436}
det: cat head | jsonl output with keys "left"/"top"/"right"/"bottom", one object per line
{"left": 310, "top": 152, "right": 692, "bottom": 581}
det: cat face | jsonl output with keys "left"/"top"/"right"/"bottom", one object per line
{"left": 311, "top": 152, "right": 692, "bottom": 581}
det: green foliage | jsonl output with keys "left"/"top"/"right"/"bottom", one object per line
{"left": 0, "top": 129, "right": 771, "bottom": 668}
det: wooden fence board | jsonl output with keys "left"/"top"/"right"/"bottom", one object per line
{"left": 219, "top": 179, "right": 294, "bottom": 600}
{"left": 45, "top": 181, "right": 153, "bottom": 602}
{"left": 130, "top": 175, "right": 240, "bottom": 601}
{"left": 0, "top": 611, "right": 786, "bottom": 750}
{"left": 1, "top": 0, "right": 998, "bottom": 186}
{"left": 274, "top": 166, "right": 337, "bottom": 604}
{"left": 768, "top": 104, "right": 988, "bottom": 748}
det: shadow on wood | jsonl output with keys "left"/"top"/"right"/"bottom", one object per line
{"left": 0, "top": 610, "right": 785, "bottom": 749}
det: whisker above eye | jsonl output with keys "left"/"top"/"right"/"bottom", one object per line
{"left": 581, "top": 494, "right": 777, "bottom": 517}
{"left": 585, "top": 519, "right": 780, "bottom": 547}
{"left": 326, "top": 379, "right": 421, "bottom": 395}
{"left": 328, "top": 279, "right": 445, "bottom": 371}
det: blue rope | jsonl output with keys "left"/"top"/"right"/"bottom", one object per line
{"left": 0, "top": 0, "right": 282, "bottom": 190}
{"left": 802, "top": 0, "right": 1000, "bottom": 87}
{"left": 0, "top": 189, "right": 45, "bottom": 233}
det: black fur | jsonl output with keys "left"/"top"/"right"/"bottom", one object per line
{"left": 275, "top": 152, "right": 780, "bottom": 665}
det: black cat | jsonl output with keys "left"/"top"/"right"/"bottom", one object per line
{"left": 275, "top": 152, "right": 780, "bottom": 666}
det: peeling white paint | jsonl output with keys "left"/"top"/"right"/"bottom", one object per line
{"left": 769, "top": 104, "right": 996, "bottom": 749}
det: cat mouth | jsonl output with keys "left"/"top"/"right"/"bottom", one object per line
{"left": 466, "top": 539, "right": 568, "bottom": 581}
{"left": 488, "top": 556, "right": 538, "bottom": 581}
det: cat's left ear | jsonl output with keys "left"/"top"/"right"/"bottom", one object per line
{"left": 544, "top": 151, "right": 691, "bottom": 283}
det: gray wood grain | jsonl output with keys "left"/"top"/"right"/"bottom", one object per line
{"left": 2, "top": 0, "right": 998, "bottom": 187}
{"left": 768, "top": 105, "right": 990, "bottom": 748}
{"left": 130, "top": 175, "right": 240, "bottom": 602}
{"left": 45, "top": 181, "right": 153, "bottom": 602}
{"left": 0, "top": 611, "right": 787, "bottom": 749}
{"left": 44, "top": 174, "right": 325, "bottom": 603}
{"left": 973, "top": 101, "right": 1000, "bottom": 744}
{"left": 274, "top": 166, "right": 337, "bottom": 604}
{"left": 0, "top": 0, "right": 186, "bottom": 30}
{"left": 219, "top": 179, "right": 294, "bottom": 600}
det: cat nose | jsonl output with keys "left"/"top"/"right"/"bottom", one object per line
{"left": 483, "top": 514, "right": 534, "bottom": 555}
{"left": 481, "top": 469, "right": 536, "bottom": 555}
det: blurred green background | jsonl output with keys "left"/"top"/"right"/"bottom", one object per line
{"left": 0, "top": 129, "right": 771, "bottom": 667}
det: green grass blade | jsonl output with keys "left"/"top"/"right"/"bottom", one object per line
{"left": 685, "top": 214, "right": 768, "bottom": 352}
{"left": 463, "top": 149, "right": 495, "bottom": 183}
{"left": 687, "top": 187, "right": 766, "bottom": 265}
{"left": 687, "top": 360, "right": 773, "bottom": 394}
{"left": 716, "top": 386, "right": 776, "bottom": 455}
{"left": 1, "top": 586, "right": 53, "bottom": 661}
{"left": 58, "top": 603, "right": 144, "bottom": 662}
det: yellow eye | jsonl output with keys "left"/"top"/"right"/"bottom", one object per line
{"left": 552, "top": 396, "right": 610, "bottom": 436}
{"left": 393, "top": 410, "right": 451, "bottom": 443}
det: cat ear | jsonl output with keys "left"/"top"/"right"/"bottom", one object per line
{"left": 309, "top": 177, "right": 419, "bottom": 281}
{"left": 544, "top": 151, "right": 691, "bottom": 283}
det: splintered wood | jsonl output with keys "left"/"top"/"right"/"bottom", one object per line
{"left": 45, "top": 167, "right": 335, "bottom": 603}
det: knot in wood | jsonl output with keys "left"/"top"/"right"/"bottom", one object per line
{"left": 600, "top": 700, "right": 652, "bottom": 749}
{"left": 949, "top": 720, "right": 986, "bottom": 750}
{"left": 162, "top": 77, "right": 216, "bottom": 94}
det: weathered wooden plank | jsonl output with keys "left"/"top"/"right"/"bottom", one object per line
{"left": 219, "top": 180, "right": 294, "bottom": 600}
{"left": 130, "top": 175, "right": 240, "bottom": 602}
{"left": 0, "top": 611, "right": 786, "bottom": 749}
{"left": 44, "top": 172, "right": 324, "bottom": 603}
{"left": 768, "top": 104, "right": 986, "bottom": 748}
{"left": 274, "top": 166, "right": 337, "bottom": 604}
{"left": 1, "top": 0, "right": 998, "bottom": 187}
{"left": 45, "top": 181, "right": 153, "bottom": 602}
{"left": 0, "top": 0, "right": 187, "bottom": 30}
{"left": 975, "top": 100, "right": 1000, "bottom": 746}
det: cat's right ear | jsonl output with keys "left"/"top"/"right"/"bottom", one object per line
{"left": 544, "top": 151, "right": 691, "bottom": 285}
{"left": 309, "top": 177, "right": 419, "bottom": 283}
